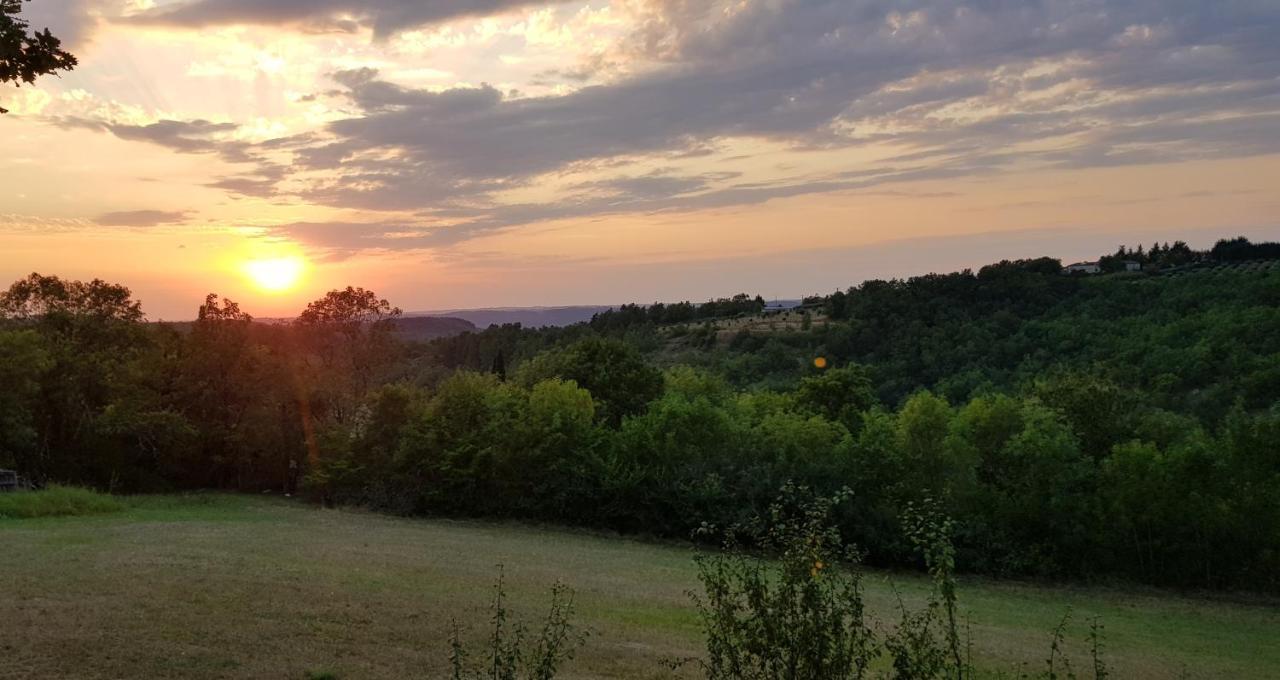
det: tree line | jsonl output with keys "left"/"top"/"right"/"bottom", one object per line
{"left": 589, "top": 293, "right": 766, "bottom": 331}
{"left": 2, "top": 242, "right": 1278, "bottom": 592}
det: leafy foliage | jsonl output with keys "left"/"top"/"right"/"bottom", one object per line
{"left": 682, "top": 484, "right": 877, "bottom": 680}
{"left": 514, "top": 337, "right": 663, "bottom": 425}
{"left": 683, "top": 485, "right": 1116, "bottom": 680}
{"left": 0, "top": 0, "right": 76, "bottom": 113}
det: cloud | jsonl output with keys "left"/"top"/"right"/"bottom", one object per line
{"left": 266, "top": 165, "right": 973, "bottom": 256}
{"left": 57, "top": 116, "right": 254, "bottom": 161}
{"left": 93, "top": 209, "right": 192, "bottom": 226}
{"left": 127, "top": 0, "right": 558, "bottom": 38}
{"left": 55, "top": 116, "right": 284, "bottom": 197}
{"left": 0, "top": 214, "right": 94, "bottom": 233}
{"left": 61, "top": 0, "right": 1280, "bottom": 251}
{"left": 276, "top": 2, "right": 1275, "bottom": 223}
{"left": 260, "top": 220, "right": 433, "bottom": 261}
{"left": 17, "top": 0, "right": 134, "bottom": 49}
{"left": 110, "top": 120, "right": 244, "bottom": 156}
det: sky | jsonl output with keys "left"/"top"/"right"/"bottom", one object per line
{"left": 2, "top": 0, "right": 1278, "bottom": 319}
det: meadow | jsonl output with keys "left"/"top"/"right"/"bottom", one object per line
{"left": 2, "top": 494, "right": 1277, "bottom": 679}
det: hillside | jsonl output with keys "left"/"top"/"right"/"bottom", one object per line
{"left": 651, "top": 259, "right": 1280, "bottom": 417}
{"left": 3, "top": 495, "right": 1278, "bottom": 679}
{"left": 159, "top": 315, "right": 478, "bottom": 342}
{"left": 389, "top": 315, "right": 476, "bottom": 341}
{"left": 423, "top": 254, "right": 1280, "bottom": 421}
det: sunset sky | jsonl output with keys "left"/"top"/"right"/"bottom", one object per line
{"left": 3, "top": 0, "right": 1278, "bottom": 319}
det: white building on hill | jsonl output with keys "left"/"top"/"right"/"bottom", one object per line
{"left": 1063, "top": 261, "right": 1102, "bottom": 274}
{"left": 763, "top": 300, "right": 801, "bottom": 314}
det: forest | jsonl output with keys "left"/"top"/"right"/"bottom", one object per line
{"left": 2, "top": 236, "right": 1278, "bottom": 593}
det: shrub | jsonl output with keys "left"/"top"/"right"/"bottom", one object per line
{"left": 448, "top": 567, "right": 584, "bottom": 680}
{"left": 887, "top": 498, "right": 970, "bottom": 679}
{"left": 682, "top": 484, "right": 1109, "bottom": 680}
{"left": 679, "top": 484, "right": 878, "bottom": 679}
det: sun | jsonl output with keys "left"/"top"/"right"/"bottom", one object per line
{"left": 243, "top": 256, "right": 305, "bottom": 293}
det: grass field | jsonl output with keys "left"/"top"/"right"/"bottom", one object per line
{"left": 0, "top": 485, "right": 124, "bottom": 519}
{"left": 2, "top": 494, "right": 1277, "bottom": 679}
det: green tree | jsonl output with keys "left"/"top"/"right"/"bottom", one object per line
{"left": 793, "top": 364, "right": 877, "bottom": 431}
{"left": 975, "top": 403, "right": 1095, "bottom": 577}
{"left": 827, "top": 289, "right": 849, "bottom": 320}
{"left": 295, "top": 286, "right": 403, "bottom": 423}
{"left": 518, "top": 379, "right": 599, "bottom": 515}
{"left": 1032, "top": 372, "right": 1134, "bottom": 459}
{"left": 174, "top": 294, "right": 298, "bottom": 489}
{"left": 606, "top": 389, "right": 748, "bottom": 533}
{"left": 308, "top": 383, "right": 427, "bottom": 510}
{"left": 297, "top": 286, "right": 401, "bottom": 327}
{"left": 664, "top": 366, "right": 734, "bottom": 405}
{"left": 1, "top": 0, "right": 77, "bottom": 113}
{"left": 515, "top": 337, "right": 662, "bottom": 426}
{"left": 1, "top": 272, "right": 143, "bottom": 322}
{"left": 0, "top": 273, "right": 156, "bottom": 486}
{"left": 397, "top": 371, "right": 528, "bottom": 514}
{"left": 896, "top": 391, "right": 959, "bottom": 498}
{"left": 0, "top": 329, "right": 50, "bottom": 469}
{"left": 491, "top": 348, "right": 507, "bottom": 381}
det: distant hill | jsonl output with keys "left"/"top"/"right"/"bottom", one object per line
{"left": 407, "top": 306, "right": 614, "bottom": 329}
{"left": 390, "top": 316, "right": 476, "bottom": 341}
{"left": 157, "top": 316, "right": 478, "bottom": 342}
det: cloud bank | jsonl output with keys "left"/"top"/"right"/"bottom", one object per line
{"left": 66, "top": 0, "right": 1280, "bottom": 255}
{"left": 128, "top": 0, "right": 557, "bottom": 38}
{"left": 93, "top": 209, "right": 192, "bottom": 227}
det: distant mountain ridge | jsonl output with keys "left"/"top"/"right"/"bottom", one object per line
{"left": 156, "top": 315, "right": 479, "bottom": 342}
{"left": 389, "top": 316, "right": 477, "bottom": 341}
{"left": 164, "top": 306, "right": 610, "bottom": 336}
{"left": 406, "top": 306, "right": 615, "bottom": 329}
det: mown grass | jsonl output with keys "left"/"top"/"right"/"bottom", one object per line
{"left": 1, "top": 494, "right": 1277, "bottom": 679}
{"left": 0, "top": 485, "right": 124, "bottom": 519}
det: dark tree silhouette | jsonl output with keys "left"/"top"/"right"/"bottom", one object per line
{"left": 297, "top": 286, "right": 401, "bottom": 328}
{"left": 491, "top": 348, "right": 507, "bottom": 381}
{"left": 0, "top": 272, "right": 142, "bottom": 322}
{"left": 1, "top": 0, "right": 77, "bottom": 114}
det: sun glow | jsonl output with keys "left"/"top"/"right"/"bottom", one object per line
{"left": 243, "top": 256, "right": 305, "bottom": 292}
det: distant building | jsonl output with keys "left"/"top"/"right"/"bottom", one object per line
{"left": 1063, "top": 261, "right": 1102, "bottom": 275}
{"left": 763, "top": 300, "right": 801, "bottom": 314}
{"left": 1122, "top": 260, "right": 1142, "bottom": 272}
{"left": 0, "top": 469, "right": 18, "bottom": 493}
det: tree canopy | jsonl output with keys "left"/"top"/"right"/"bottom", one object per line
{"left": 1, "top": 0, "right": 77, "bottom": 113}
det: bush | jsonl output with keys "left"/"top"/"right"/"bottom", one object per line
{"left": 0, "top": 485, "right": 125, "bottom": 519}
{"left": 682, "top": 484, "right": 1110, "bottom": 680}
{"left": 448, "top": 567, "right": 584, "bottom": 680}
{"left": 680, "top": 484, "right": 878, "bottom": 679}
